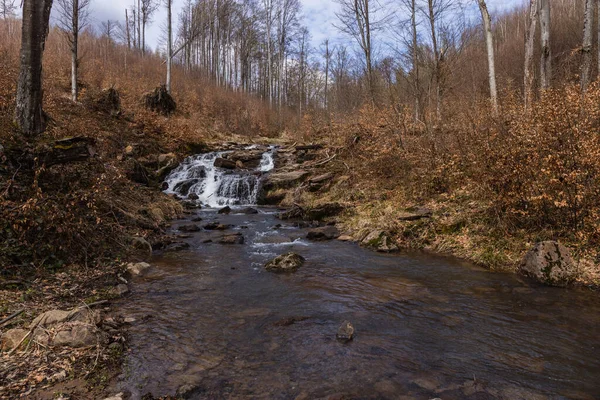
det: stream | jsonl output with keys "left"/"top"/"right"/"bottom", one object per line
{"left": 115, "top": 150, "right": 600, "bottom": 399}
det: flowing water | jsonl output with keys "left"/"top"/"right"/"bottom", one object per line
{"left": 116, "top": 151, "right": 600, "bottom": 399}
{"left": 164, "top": 148, "right": 275, "bottom": 207}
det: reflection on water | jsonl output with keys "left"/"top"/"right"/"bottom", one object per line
{"left": 116, "top": 208, "right": 600, "bottom": 399}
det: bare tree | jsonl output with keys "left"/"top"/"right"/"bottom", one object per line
{"left": 335, "top": 0, "right": 386, "bottom": 105}
{"left": 423, "top": 0, "right": 458, "bottom": 121}
{"left": 141, "top": 0, "right": 158, "bottom": 53}
{"left": 263, "top": 0, "right": 275, "bottom": 103}
{"left": 581, "top": 0, "right": 594, "bottom": 92}
{"left": 0, "top": 0, "right": 18, "bottom": 18}
{"left": 165, "top": 0, "right": 172, "bottom": 93}
{"left": 322, "top": 39, "right": 332, "bottom": 110}
{"left": 275, "top": 0, "right": 300, "bottom": 108}
{"left": 524, "top": 0, "right": 538, "bottom": 111}
{"left": 477, "top": 0, "right": 498, "bottom": 115}
{"left": 15, "top": 0, "right": 54, "bottom": 136}
{"left": 56, "top": 0, "right": 92, "bottom": 102}
{"left": 408, "top": 0, "right": 420, "bottom": 122}
{"left": 539, "top": 0, "right": 551, "bottom": 90}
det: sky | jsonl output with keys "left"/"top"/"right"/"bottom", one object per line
{"left": 46, "top": 0, "right": 526, "bottom": 52}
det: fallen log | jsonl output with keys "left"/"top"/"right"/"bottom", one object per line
{"left": 37, "top": 137, "right": 96, "bottom": 167}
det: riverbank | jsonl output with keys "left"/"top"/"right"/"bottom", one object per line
{"left": 254, "top": 140, "right": 600, "bottom": 289}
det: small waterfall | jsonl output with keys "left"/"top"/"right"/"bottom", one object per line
{"left": 164, "top": 148, "right": 276, "bottom": 207}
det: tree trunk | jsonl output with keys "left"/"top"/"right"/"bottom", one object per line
{"left": 581, "top": 0, "right": 594, "bottom": 92}
{"left": 410, "top": 0, "right": 420, "bottom": 123}
{"left": 427, "top": 0, "right": 441, "bottom": 121}
{"left": 524, "top": 0, "right": 538, "bottom": 111}
{"left": 125, "top": 9, "right": 131, "bottom": 50}
{"left": 477, "top": 0, "right": 498, "bottom": 115}
{"left": 70, "top": 0, "right": 79, "bottom": 102}
{"left": 166, "top": 0, "right": 172, "bottom": 93}
{"left": 539, "top": 0, "right": 551, "bottom": 90}
{"left": 15, "top": 0, "right": 54, "bottom": 136}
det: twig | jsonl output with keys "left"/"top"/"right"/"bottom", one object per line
{"left": 1, "top": 163, "right": 22, "bottom": 198}
{"left": 310, "top": 154, "right": 337, "bottom": 167}
{"left": 0, "top": 309, "right": 25, "bottom": 327}
{"left": 75, "top": 300, "right": 108, "bottom": 310}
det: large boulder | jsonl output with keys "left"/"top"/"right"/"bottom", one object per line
{"left": 519, "top": 241, "right": 578, "bottom": 286}
{"left": 265, "top": 252, "right": 305, "bottom": 273}
{"left": 25, "top": 308, "right": 104, "bottom": 349}
{"left": 52, "top": 322, "right": 99, "bottom": 347}
{"left": 306, "top": 226, "right": 340, "bottom": 241}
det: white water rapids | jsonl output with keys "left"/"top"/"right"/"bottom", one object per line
{"left": 163, "top": 148, "right": 276, "bottom": 207}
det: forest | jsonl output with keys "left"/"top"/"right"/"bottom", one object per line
{"left": 1, "top": 0, "right": 600, "bottom": 398}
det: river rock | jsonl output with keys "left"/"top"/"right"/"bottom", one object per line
{"left": 239, "top": 207, "right": 259, "bottom": 214}
{"left": 520, "top": 241, "right": 578, "bottom": 286}
{"left": 126, "top": 262, "right": 151, "bottom": 276}
{"left": 218, "top": 206, "right": 232, "bottom": 214}
{"left": 131, "top": 236, "right": 152, "bottom": 261}
{"left": 1, "top": 329, "right": 29, "bottom": 350}
{"left": 361, "top": 231, "right": 398, "bottom": 252}
{"left": 112, "top": 284, "right": 130, "bottom": 297}
{"left": 338, "top": 235, "right": 354, "bottom": 242}
{"left": 176, "top": 384, "right": 204, "bottom": 399}
{"left": 218, "top": 233, "right": 244, "bottom": 244}
{"left": 30, "top": 308, "right": 91, "bottom": 328}
{"left": 225, "top": 149, "right": 265, "bottom": 169}
{"left": 178, "top": 224, "right": 201, "bottom": 232}
{"left": 53, "top": 322, "right": 99, "bottom": 347}
{"left": 102, "top": 393, "right": 124, "bottom": 400}
{"left": 336, "top": 321, "right": 355, "bottom": 343}
{"left": 173, "top": 179, "right": 199, "bottom": 196}
{"left": 278, "top": 205, "right": 304, "bottom": 220}
{"left": 158, "top": 153, "right": 177, "bottom": 166}
{"left": 306, "top": 226, "right": 340, "bottom": 241}
{"left": 265, "top": 252, "right": 305, "bottom": 273}
{"left": 165, "top": 242, "right": 191, "bottom": 252}
{"left": 188, "top": 193, "right": 199, "bottom": 200}
{"left": 214, "top": 157, "right": 236, "bottom": 169}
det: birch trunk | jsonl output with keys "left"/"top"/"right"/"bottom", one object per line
{"left": 581, "top": 0, "right": 594, "bottom": 92}
{"left": 166, "top": 0, "right": 172, "bottom": 93}
{"left": 477, "top": 0, "right": 498, "bottom": 115}
{"left": 410, "top": 0, "right": 420, "bottom": 122}
{"left": 539, "top": 0, "right": 551, "bottom": 90}
{"left": 524, "top": 0, "right": 538, "bottom": 111}
{"left": 70, "top": 0, "right": 78, "bottom": 102}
